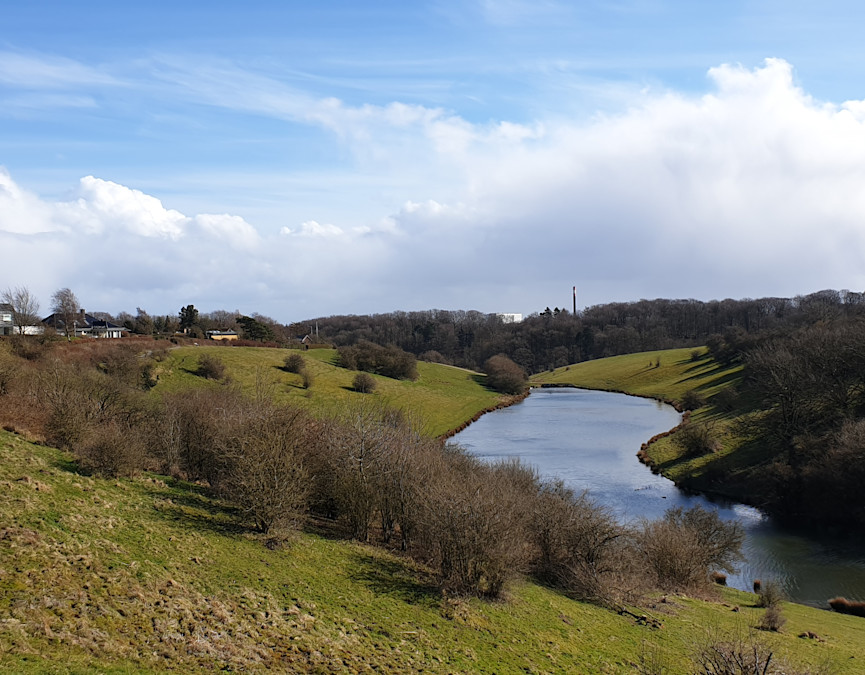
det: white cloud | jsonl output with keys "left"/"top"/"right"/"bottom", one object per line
{"left": 71, "top": 176, "right": 188, "bottom": 239}
{"left": 0, "top": 52, "right": 119, "bottom": 89}
{"left": 281, "top": 220, "right": 344, "bottom": 238}
{"left": 4, "top": 59, "right": 865, "bottom": 318}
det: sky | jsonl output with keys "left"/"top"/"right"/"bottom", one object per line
{"left": 3, "top": 1, "right": 865, "bottom": 322}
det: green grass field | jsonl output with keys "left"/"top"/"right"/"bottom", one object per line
{"left": 530, "top": 347, "right": 741, "bottom": 405}
{"left": 152, "top": 346, "right": 503, "bottom": 438}
{"left": 3, "top": 430, "right": 863, "bottom": 674}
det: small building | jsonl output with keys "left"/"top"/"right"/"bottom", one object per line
{"left": 207, "top": 330, "right": 239, "bottom": 342}
{"left": 42, "top": 309, "right": 123, "bottom": 338}
{"left": 497, "top": 313, "right": 523, "bottom": 324}
{"left": 0, "top": 303, "right": 13, "bottom": 336}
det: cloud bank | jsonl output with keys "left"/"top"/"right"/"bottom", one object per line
{"left": 3, "top": 59, "right": 865, "bottom": 319}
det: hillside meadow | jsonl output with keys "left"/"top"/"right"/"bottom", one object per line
{"left": 151, "top": 346, "right": 503, "bottom": 438}
{"left": 3, "top": 430, "right": 864, "bottom": 674}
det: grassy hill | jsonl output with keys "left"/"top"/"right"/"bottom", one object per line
{"left": 3, "top": 430, "right": 864, "bottom": 674}
{"left": 530, "top": 347, "right": 741, "bottom": 405}
{"left": 152, "top": 346, "right": 504, "bottom": 438}
{"left": 529, "top": 348, "right": 770, "bottom": 511}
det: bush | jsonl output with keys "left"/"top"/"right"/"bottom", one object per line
{"left": 675, "top": 420, "right": 721, "bottom": 457}
{"left": 8, "top": 334, "right": 54, "bottom": 361}
{"left": 0, "top": 350, "right": 19, "bottom": 396}
{"left": 828, "top": 596, "right": 865, "bottom": 617}
{"left": 532, "top": 481, "right": 635, "bottom": 604}
{"left": 301, "top": 369, "right": 314, "bottom": 389}
{"left": 681, "top": 389, "right": 707, "bottom": 411}
{"left": 415, "top": 454, "right": 536, "bottom": 597}
{"left": 353, "top": 372, "right": 376, "bottom": 393}
{"left": 338, "top": 341, "right": 418, "bottom": 380}
{"left": 759, "top": 604, "right": 786, "bottom": 632}
{"left": 757, "top": 580, "right": 785, "bottom": 608}
{"left": 283, "top": 352, "right": 305, "bottom": 373}
{"left": 638, "top": 506, "right": 744, "bottom": 592}
{"left": 215, "top": 405, "right": 311, "bottom": 535}
{"left": 483, "top": 354, "right": 527, "bottom": 394}
{"left": 197, "top": 354, "right": 226, "bottom": 380}
{"left": 77, "top": 420, "right": 147, "bottom": 478}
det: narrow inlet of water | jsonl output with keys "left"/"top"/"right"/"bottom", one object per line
{"left": 451, "top": 387, "right": 865, "bottom": 607}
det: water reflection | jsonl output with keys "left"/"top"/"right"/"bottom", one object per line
{"left": 452, "top": 387, "right": 865, "bottom": 607}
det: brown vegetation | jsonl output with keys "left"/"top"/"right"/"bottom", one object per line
{"left": 0, "top": 335, "right": 748, "bottom": 604}
{"left": 483, "top": 353, "right": 528, "bottom": 394}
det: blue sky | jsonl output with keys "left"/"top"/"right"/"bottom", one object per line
{"left": 3, "top": 1, "right": 865, "bottom": 321}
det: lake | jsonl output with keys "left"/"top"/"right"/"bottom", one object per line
{"left": 452, "top": 387, "right": 865, "bottom": 607}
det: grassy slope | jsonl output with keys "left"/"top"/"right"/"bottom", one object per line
{"left": 530, "top": 348, "right": 761, "bottom": 499}
{"left": 530, "top": 347, "right": 741, "bottom": 403}
{"left": 153, "top": 346, "right": 503, "bottom": 437}
{"left": 3, "top": 431, "right": 864, "bottom": 674}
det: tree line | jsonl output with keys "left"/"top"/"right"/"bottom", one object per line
{"left": 301, "top": 289, "right": 865, "bottom": 373}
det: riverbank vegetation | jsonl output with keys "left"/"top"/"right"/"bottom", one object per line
{"left": 534, "top": 329, "right": 865, "bottom": 534}
{"left": 4, "top": 427, "right": 865, "bottom": 673}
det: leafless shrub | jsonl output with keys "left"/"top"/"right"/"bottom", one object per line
{"left": 757, "top": 581, "right": 785, "bottom": 609}
{"left": 8, "top": 334, "right": 54, "bottom": 361}
{"left": 483, "top": 354, "right": 528, "bottom": 394}
{"left": 681, "top": 389, "right": 707, "bottom": 411}
{"left": 692, "top": 627, "right": 776, "bottom": 675}
{"left": 638, "top": 506, "right": 743, "bottom": 593}
{"left": 77, "top": 419, "right": 147, "bottom": 477}
{"left": 39, "top": 360, "right": 131, "bottom": 450}
{"left": 414, "top": 453, "right": 536, "bottom": 597}
{"left": 675, "top": 420, "right": 721, "bottom": 457}
{"left": 215, "top": 405, "right": 311, "bottom": 535}
{"left": 713, "top": 387, "right": 739, "bottom": 413}
{"left": 153, "top": 388, "right": 245, "bottom": 482}
{"left": 759, "top": 605, "right": 786, "bottom": 632}
{"left": 352, "top": 372, "right": 376, "bottom": 393}
{"left": 197, "top": 354, "right": 226, "bottom": 380}
{"left": 301, "top": 369, "right": 314, "bottom": 389}
{"left": 0, "top": 349, "right": 20, "bottom": 396}
{"left": 532, "top": 480, "right": 637, "bottom": 604}
{"left": 283, "top": 352, "right": 305, "bottom": 373}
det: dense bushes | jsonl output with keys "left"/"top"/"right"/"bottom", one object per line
{"left": 338, "top": 340, "right": 418, "bottom": 380}
{"left": 483, "top": 354, "right": 527, "bottom": 394}
{"left": 637, "top": 506, "right": 744, "bottom": 592}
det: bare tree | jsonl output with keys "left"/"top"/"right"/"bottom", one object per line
{"left": 2, "top": 285, "right": 41, "bottom": 333}
{"left": 51, "top": 287, "right": 80, "bottom": 341}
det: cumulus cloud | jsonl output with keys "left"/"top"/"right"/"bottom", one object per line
{"left": 281, "top": 220, "right": 344, "bottom": 238}
{"left": 4, "top": 58, "right": 865, "bottom": 317}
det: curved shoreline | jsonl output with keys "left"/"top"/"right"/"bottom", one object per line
{"left": 439, "top": 388, "right": 531, "bottom": 440}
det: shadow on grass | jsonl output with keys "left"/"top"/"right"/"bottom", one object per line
{"left": 346, "top": 549, "right": 440, "bottom": 607}
{"left": 148, "top": 480, "right": 252, "bottom": 537}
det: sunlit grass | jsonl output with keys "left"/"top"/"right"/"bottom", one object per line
{"left": 3, "top": 430, "right": 863, "bottom": 673}
{"left": 152, "top": 346, "right": 502, "bottom": 437}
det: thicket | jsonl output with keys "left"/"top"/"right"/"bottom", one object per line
{"left": 337, "top": 340, "right": 418, "bottom": 380}
{"left": 720, "top": 319, "right": 865, "bottom": 529}
{"left": 0, "top": 337, "right": 746, "bottom": 602}
{"left": 483, "top": 354, "right": 528, "bottom": 394}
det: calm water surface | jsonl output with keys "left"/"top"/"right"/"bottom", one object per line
{"left": 452, "top": 387, "right": 865, "bottom": 607}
